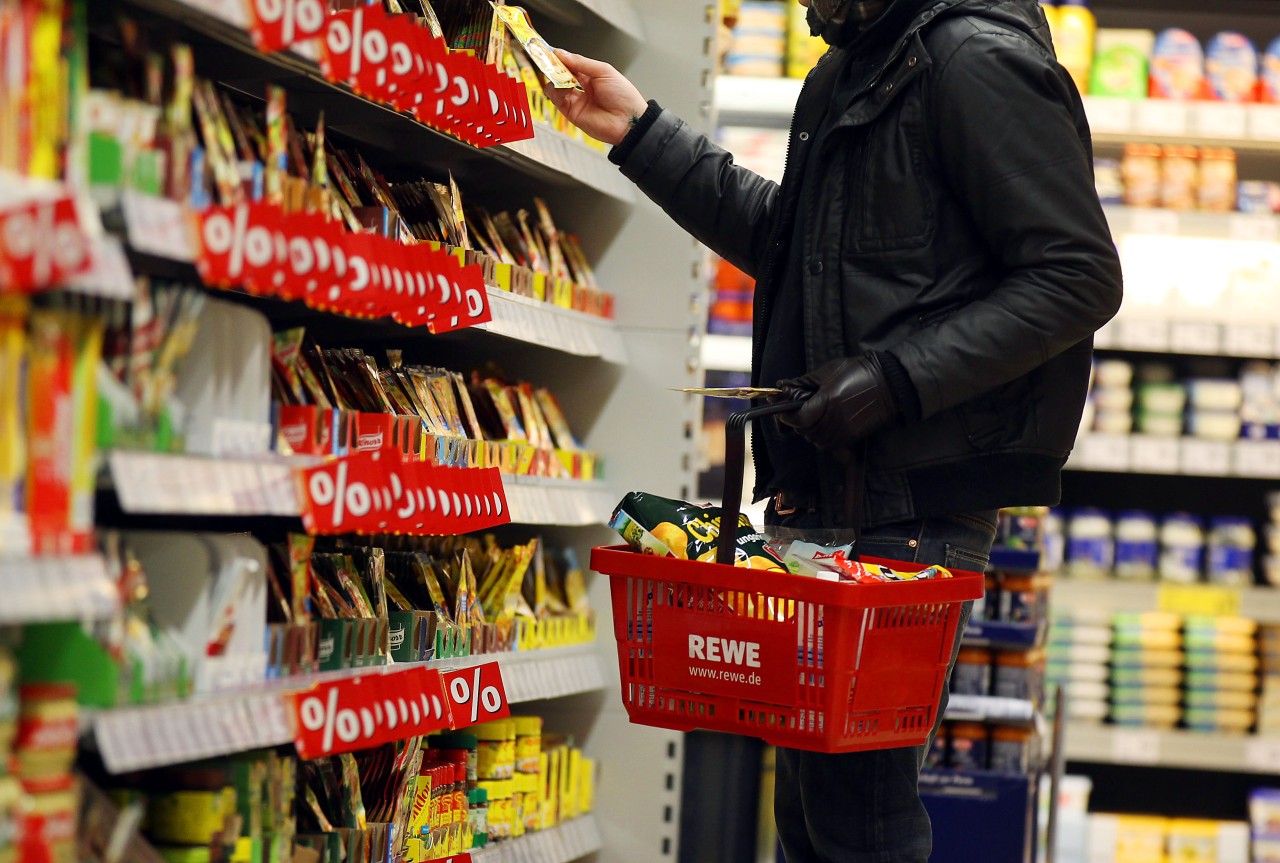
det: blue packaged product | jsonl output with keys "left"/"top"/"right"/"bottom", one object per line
{"left": 1264, "top": 36, "right": 1280, "bottom": 102}
{"left": 1151, "top": 29, "right": 1207, "bottom": 100}
{"left": 1114, "top": 511, "right": 1158, "bottom": 581}
{"left": 1205, "top": 32, "right": 1259, "bottom": 102}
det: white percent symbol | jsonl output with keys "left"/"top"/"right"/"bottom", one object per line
{"left": 326, "top": 8, "right": 388, "bottom": 77}
{"left": 202, "top": 204, "right": 274, "bottom": 283}
{"left": 2, "top": 200, "right": 88, "bottom": 286}
{"left": 307, "top": 458, "right": 372, "bottom": 529}
{"left": 298, "top": 686, "right": 362, "bottom": 754}
{"left": 254, "top": 0, "right": 325, "bottom": 45}
{"left": 449, "top": 666, "right": 503, "bottom": 725}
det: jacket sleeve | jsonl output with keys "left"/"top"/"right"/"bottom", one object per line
{"left": 614, "top": 109, "right": 781, "bottom": 279}
{"left": 889, "top": 30, "right": 1123, "bottom": 419}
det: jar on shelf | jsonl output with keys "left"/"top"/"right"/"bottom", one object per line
{"left": 1066, "top": 508, "right": 1114, "bottom": 580}
{"left": 1121, "top": 143, "right": 1162, "bottom": 207}
{"left": 990, "top": 726, "right": 1037, "bottom": 774}
{"left": 1161, "top": 145, "right": 1200, "bottom": 211}
{"left": 1114, "top": 511, "right": 1158, "bottom": 581}
{"left": 953, "top": 648, "right": 993, "bottom": 697}
{"left": 1198, "top": 147, "right": 1238, "bottom": 212}
{"left": 948, "top": 723, "right": 990, "bottom": 771}
{"left": 1159, "top": 513, "right": 1205, "bottom": 583}
{"left": 1207, "top": 516, "right": 1256, "bottom": 586}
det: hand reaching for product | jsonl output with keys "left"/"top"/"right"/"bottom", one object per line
{"left": 543, "top": 50, "right": 650, "bottom": 147}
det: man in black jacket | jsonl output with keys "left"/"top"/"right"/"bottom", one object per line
{"left": 547, "top": 0, "right": 1122, "bottom": 859}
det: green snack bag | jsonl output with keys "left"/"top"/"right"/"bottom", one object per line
{"left": 609, "top": 492, "right": 786, "bottom": 571}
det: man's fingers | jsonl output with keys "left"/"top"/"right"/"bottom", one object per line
{"left": 554, "top": 48, "right": 615, "bottom": 79}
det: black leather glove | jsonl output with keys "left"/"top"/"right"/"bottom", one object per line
{"left": 776, "top": 353, "right": 898, "bottom": 450}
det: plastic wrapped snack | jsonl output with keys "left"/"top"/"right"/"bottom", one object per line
{"left": 781, "top": 540, "right": 954, "bottom": 584}
{"left": 609, "top": 492, "right": 787, "bottom": 572}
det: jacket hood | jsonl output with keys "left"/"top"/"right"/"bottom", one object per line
{"left": 849, "top": 0, "right": 1051, "bottom": 53}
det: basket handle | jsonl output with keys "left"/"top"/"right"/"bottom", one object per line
{"left": 718, "top": 400, "right": 806, "bottom": 566}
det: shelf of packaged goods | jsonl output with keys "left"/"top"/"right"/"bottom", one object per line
{"left": 91, "top": 643, "right": 603, "bottom": 774}
{"left": 503, "top": 476, "right": 613, "bottom": 527}
{"left": 470, "top": 815, "right": 603, "bottom": 863}
{"left": 1066, "top": 434, "right": 1280, "bottom": 480}
{"left": 111, "top": 191, "right": 627, "bottom": 361}
{"left": 1052, "top": 578, "right": 1280, "bottom": 624}
{"left": 1064, "top": 723, "right": 1280, "bottom": 774}
{"left": 944, "top": 694, "right": 1037, "bottom": 726}
{"left": 1084, "top": 96, "right": 1280, "bottom": 153}
{"left": 110, "top": 0, "right": 635, "bottom": 204}
{"left": 106, "top": 450, "right": 612, "bottom": 527}
{"left": 0, "top": 555, "right": 120, "bottom": 624}
{"left": 714, "top": 75, "right": 802, "bottom": 128}
{"left": 1105, "top": 205, "right": 1280, "bottom": 244}
{"left": 700, "top": 333, "right": 753, "bottom": 373}
{"left": 1095, "top": 316, "right": 1280, "bottom": 360}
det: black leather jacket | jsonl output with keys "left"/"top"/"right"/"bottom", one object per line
{"left": 614, "top": 0, "right": 1123, "bottom": 527}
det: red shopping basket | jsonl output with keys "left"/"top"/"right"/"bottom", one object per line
{"left": 590, "top": 400, "right": 984, "bottom": 754}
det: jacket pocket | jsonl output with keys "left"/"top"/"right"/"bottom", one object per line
{"left": 848, "top": 96, "right": 934, "bottom": 253}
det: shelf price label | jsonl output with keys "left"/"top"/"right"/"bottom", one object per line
{"left": 1193, "top": 103, "right": 1248, "bottom": 140}
{"left": 1224, "top": 324, "right": 1277, "bottom": 358}
{"left": 1130, "top": 436, "right": 1180, "bottom": 474}
{"left": 1157, "top": 584, "right": 1242, "bottom": 618}
{"left": 1116, "top": 319, "right": 1170, "bottom": 352}
{"left": 295, "top": 451, "right": 510, "bottom": 536}
{"left": 1180, "top": 439, "right": 1231, "bottom": 476}
{"left": 1169, "top": 321, "right": 1221, "bottom": 356}
{"left": 1245, "top": 740, "right": 1280, "bottom": 773}
{"left": 1110, "top": 729, "right": 1161, "bottom": 765}
{"left": 1133, "top": 101, "right": 1189, "bottom": 137}
{"left": 290, "top": 666, "right": 453, "bottom": 760}
{"left": 443, "top": 662, "right": 511, "bottom": 728}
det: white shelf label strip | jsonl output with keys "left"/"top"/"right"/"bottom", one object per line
{"left": 0, "top": 555, "right": 118, "bottom": 623}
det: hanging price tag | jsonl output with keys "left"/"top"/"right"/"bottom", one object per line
{"left": 290, "top": 666, "right": 452, "bottom": 760}
{"left": 1180, "top": 439, "right": 1231, "bottom": 476}
{"left": 247, "top": 0, "right": 328, "bottom": 52}
{"left": 1134, "top": 101, "right": 1189, "bottom": 137}
{"left": 0, "top": 195, "right": 93, "bottom": 292}
{"left": 443, "top": 662, "right": 511, "bottom": 729}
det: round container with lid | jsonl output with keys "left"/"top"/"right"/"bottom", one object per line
{"left": 990, "top": 727, "right": 1036, "bottom": 774}
{"left": 995, "top": 649, "right": 1045, "bottom": 701}
{"left": 1159, "top": 513, "right": 1205, "bottom": 583}
{"left": 1121, "top": 143, "right": 1162, "bottom": 207}
{"left": 1207, "top": 516, "right": 1256, "bottom": 586}
{"left": 953, "top": 648, "right": 993, "bottom": 696}
{"left": 1198, "top": 147, "right": 1239, "bottom": 211}
{"left": 1161, "top": 145, "right": 1200, "bottom": 210}
{"left": 949, "top": 723, "right": 989, "bottom": 771}
{"left": 1067, "top": 509, "right": 1114, "bottom": 580}
{"left": 1114, "top": 511, "right": 1158, "bottom": 581}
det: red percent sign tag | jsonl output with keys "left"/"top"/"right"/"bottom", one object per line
{"left": 247, "top": 0, "right": 328, "bottom": 52}
{"left": 443, "top": 663, "right": 510, "bottom": 729}
{"left": 291, "top": 666, "right": 453, "bottom": 760}
{"left": 0, "top": 195, "right": 93, "bottom": 293}
{"left": 295, "top": 451, "right": 510, "bottom": 536}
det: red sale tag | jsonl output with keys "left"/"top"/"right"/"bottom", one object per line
{"left": 0, "top": 195, "right": 93, "bottom": 293}
{"left": 247, "top": 0, "right": 329, "bottom": 52}
{"left": 443, "top": 662, "right": 510, "bottom": 729}
{"left": 291, "top": 666, "right": 453, "bottom": 759}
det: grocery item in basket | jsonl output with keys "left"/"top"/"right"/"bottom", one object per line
{"left": 609, "top": 492, "right": 787, "bottom": 571}
{"left": 780, "top": 541, "right": 953, "bottom": 584}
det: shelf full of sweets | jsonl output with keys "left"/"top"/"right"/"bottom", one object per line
{"left": 101, "top": 0, "right": 636, "bottom": 203}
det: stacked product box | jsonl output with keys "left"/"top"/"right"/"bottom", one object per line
{"left": 1182, "top": 616, "right": 1258, "bottom": 734}
{"left": 1253, "top": 627, "right": 1280, "bottom": 734}
{"left": 1110, "top": 612, "right": 1185, "bottom": 730}
{"left": 1087, "top": 815, "right": 1249, "bottom": 863}
{"left": 1047, "top": 610, "right": 1113, "bottom": 724}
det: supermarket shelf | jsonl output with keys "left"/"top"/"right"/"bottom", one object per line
{"left": 92, "top": 643, "right": 603, "bottom": 774}
{"left": 107, "top": 450, "right": 613, "bottom": 527}
{"left": 113, "top": 191, "right": 626, "bottom": 361}
{"left": 1085, "top": 96, "right": 1280, "bottom": 152}
{"left": 0, "top": 555, "right": 120, "bottom": 624}
{"left": 504, "top": 476, "right": 615, "bottom": 527}
{"left": 945, "top": 694, "right": 1036, "bottom": 725}
{"left": 715, "top": 75, "right": 802, "bottom": 127}
{"left": 1095, "top": 315, "right": 1280, "bottom": 359}
{"left": 1105, "top": 205, "right": 1280, "bottom": 243}
{"left": 111, "top": 0, "right": 634, "bottom": 204}
{"left": 964, "top": 621, "right": 1043, "bottom": 650}
{"left": 1053, "top": 578, "right": 1280, "bottom": 623}
{"left": 525, "top": 0, "right": 644, "bottom": 42}
{"left": 471, "top": 815, "right": 603, "bottom": 863}
{"left": 1066, "top": 434, "right": 1280, "bottom": 479}
{"left": 1064, "top": 723, "right": 1280, "bottom": 774}
{"left": 480, "top": 291, "right": 627, "bottom": 363}
{"left": 701, "top": 333, "right": 752, "bottom": 372}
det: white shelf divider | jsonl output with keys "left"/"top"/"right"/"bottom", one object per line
{"left": 481, "top": 291, "right": 626, "bottom": 363}
{"left": 501, "top": 124, "right": 635, "bottom": 204}
{"left": 1066, "top": 434, "right": 1280, "bottom": 480}
{"left": 1064, "top": 723, "right": 1280, "bottom": 774}
{"left": 93, "top": 643, "right": 603, "bottom": 774}
{"left": 471, "top": 815, "right": 603, "bottom": 863}
{"left": 0, "top": 555, "right": 120, "bottom": 624}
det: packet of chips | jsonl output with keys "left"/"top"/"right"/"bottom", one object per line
{"left": 609, "top": 492, "right": 787, "bottom": 572}
{"left": 493, "top": 5, "right": 584, "bottom": 91}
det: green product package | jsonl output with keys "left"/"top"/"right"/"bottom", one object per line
{"left": 1090, "top": 45, "right": 1150, "bottom": 98}
{"left": 609, "top": 492, "right": 786, "bottom": 571}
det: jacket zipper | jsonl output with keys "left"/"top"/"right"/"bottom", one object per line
{"left": 748, "top": 56, "right": 827, "bottom": 497}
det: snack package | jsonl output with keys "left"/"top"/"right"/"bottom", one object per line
{"left": 781, "top": 541, "right": 954, "bottom": 584}
{"left": 492, "top": 5, "right": 583, "bottom": 91}
{"left": 609, "top": 492, "right": 786, "bottom": 571}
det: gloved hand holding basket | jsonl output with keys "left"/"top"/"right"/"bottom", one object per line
{"left": 589, "top": 400, "right": 984, "bottom": 754}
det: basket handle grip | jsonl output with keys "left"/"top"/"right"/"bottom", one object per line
{"left": 718, "top": 399, "right": 806, "bottom": 567}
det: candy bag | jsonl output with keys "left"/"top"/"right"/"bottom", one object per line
{"left": 609, "top": 492, "right": 786, "bottom": 572}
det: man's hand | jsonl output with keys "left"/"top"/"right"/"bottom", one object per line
{"left": 777, "top": 354, "right": 898, "bottom": 450}
{"left": 542, "top": 50, "right": 649, "bottom": 146}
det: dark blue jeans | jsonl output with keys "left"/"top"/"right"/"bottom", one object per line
{"left": 767, "top": 509, "right": 998, "bottom": 863}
